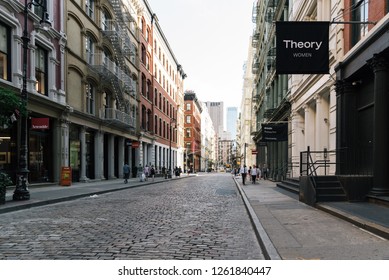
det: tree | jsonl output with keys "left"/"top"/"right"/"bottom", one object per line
{"left": 0, "top": 87, "right": 26, "bottom": 128}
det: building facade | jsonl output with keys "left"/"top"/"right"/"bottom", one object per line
{"left": 184, "top": 90, "right": 202, "bottom": 173}
{"left": 335, "top": 0, "right": 389, "bottom": 197}
{"left": 0, "top": 0, "right": 185, "bottom": 187}
{"left": 0, "top": 0, "right": 66, "bottom": 183}
{"left": 251, "top": 0, "right": 290, "bottom": 180}
{"left": 226, "top": 107, "right": 237, "bottom": 141}
{"left": 65, "top": 0, "right": 140, "bottom": 182}
{"left": 200, "top": 102, "right": 216, "bottom": 172}
{"left": 239, "top": 37, "right": 256, "bottom": 169}
{"left": 139, "top": 0, "right": 186, "bottom": 175}
{"left": 204, "top": 101, "right": 224, "bottom": 136}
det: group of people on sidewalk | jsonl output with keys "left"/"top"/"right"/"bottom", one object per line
{"left": 238, "top": 164, "right": 269, "bottom": 185}
{"left": 122, "top": 163, "right": 183, "bottom": 183}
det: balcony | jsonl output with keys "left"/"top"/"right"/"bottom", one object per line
{"left": 87, "top": 53, "right": 135, "bottom": 94}
{"left": 100, "top": 108, "right": 135, "bottom": 128}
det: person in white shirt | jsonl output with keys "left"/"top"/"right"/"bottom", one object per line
{"left": 251, "top": 165, "right": 261, "bottom": 184}
{"left": 240, "top": 165, "right": 248, "bottom": 185}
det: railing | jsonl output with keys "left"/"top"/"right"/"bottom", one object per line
{"left": 100, "top": 108, "right": 135, "bottom": 127}
{"left": 300, "top": 146, "right": 373, "bottom": 177}
{"left": 88, "top": 53, "right": 134, "bottom": 91}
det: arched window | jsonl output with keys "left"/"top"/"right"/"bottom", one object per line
{"left": 35, "top": 45, "right": 48, "bottom": 95}
{"left": 154, "top": 88, "right": 158, "bottom": 105}
{"left": 141, "top": 44, "right": 146, "bottom": 65}
{"left": 154, "top": 115, "right": 158, "bottom": 133}
{"left": 101, "top": 9, "right": 111, "bottom": 31}
{"left": 141, "top": 105, "right": 146, "bottom": 130}
{"left": 147, "top": 109, "right": 152, "bottom": 131}
{"left": 146, "top": 79, "right": 151, "bottom": 100}
{"left": 0, "top": 22, "right": 11, "bottom": 81}
{"left": 85, "top": 0, "right": 95, "bottom": 19}
{"left": 141, "top": 74, "right": 146, "bottom": 96}
{"left": 85, "top": 34, "right": 95, "bottom": 64}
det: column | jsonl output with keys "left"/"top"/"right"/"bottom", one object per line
{"left": 369, "top": 54, "right": 389, "bottom": 196}
{"left": 107, "top": 135, "right": 115, "bottom": 179}
{"left": 79, "top": 126, "right": 88, "bottom": 182}
{"left": 94, "top": 131, "right": 105, "bottom": 180}
{"left": 118, "top": 137, "right": 124, "bottom": 179}
{"left": 58, "top": 116, "right": 70, "bottom": 181}
{"left": 335, "top": 79, "right": 355, "bottom": 174}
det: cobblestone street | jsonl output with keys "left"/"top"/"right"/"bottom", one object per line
{"left": 0, "top": 174, "right": 264, "bottom": 260}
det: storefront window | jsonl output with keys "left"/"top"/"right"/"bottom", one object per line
{"left": 29, "top": 130, "right": 51, "bottom": 183}
{"left": 69, "top": 126, "right": 80, "bottom": 182}
{"left": 85, "top": 131, "right": 95, "bottom": 179}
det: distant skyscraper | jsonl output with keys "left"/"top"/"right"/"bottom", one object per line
{"left": 227, "top": 107, "right": 238, "bottom": 140}
{"left": 204, "top": 101, "right": 224, "bottom": 135}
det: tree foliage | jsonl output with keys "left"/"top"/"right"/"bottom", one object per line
{"left": 0, "top": 87, "right": 26, "bottom": 128}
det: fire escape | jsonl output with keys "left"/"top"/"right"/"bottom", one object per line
{"left": 89, "top": 0, "right": 137, "bottom": 129}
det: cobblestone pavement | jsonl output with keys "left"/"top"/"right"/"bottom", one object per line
{"left": 0, "top": 173, "right": 264, "bottom": 260}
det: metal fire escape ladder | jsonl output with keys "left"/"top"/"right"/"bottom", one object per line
{"left": 104, "top": 0, "right": 134, "bottom": 111}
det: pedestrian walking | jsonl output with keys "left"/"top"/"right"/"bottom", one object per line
{"left": 262, "top": 165, "right": 269, "bottom": 180}
{"left": 150, "top": 165, "right": 155, "bottom": 181}
{"left": 162, "top": 166, "right": 166, "bottom": 179}
{"left": 123, "top": 162, "right": 130, "bottom": 184}
{"left": 251, "top": 165, "right": 261, "bottom": 184}
{"left": 240, "top": 165, "right": 248, "bottom": 185}
{"left": 248, "top": 166, "right": 252, "bottom": 181}
{"left": 144, "top": 165, "right": 149, "bottom": 181}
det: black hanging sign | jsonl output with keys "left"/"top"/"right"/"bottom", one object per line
{"left": 276, "top": 21, "right": 330, "bottom": 74}
{"left": 261, "top": 123, "right": 288, "bottom": 142}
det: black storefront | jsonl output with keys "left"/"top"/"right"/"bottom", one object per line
{"left": 335, "top": 18, "right": 389, "bottom": 198}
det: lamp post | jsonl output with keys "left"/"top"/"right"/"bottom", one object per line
{"left": 13, "top": 0, "right": 51, "bottom": 201}
{"left": 168, "top": 118, "right": 176, "bottom": 178}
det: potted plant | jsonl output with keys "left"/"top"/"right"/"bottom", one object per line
{"left": 0, "top": 171, "right": 12, "bottom": 204}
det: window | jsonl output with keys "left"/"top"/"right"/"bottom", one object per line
{"left": 35, "top": 46, "right": 48, "bottom": 95}
{"left": 159, "top": 118, "right": 162, "bottom": 135}
{"left": 86, "top": 35, "right": 94, "bottom": 64}
{"left": 0, "top": 22, "right": 10, "bottom": 81}
{"left": 163, "top": 121, "right": 166, "bottom": 137}
{"left": 102, "top": 9, "right": 111, "bottom": 31}
{"left": 186, "top": 128, "right": 191, "bottom": 138}
{"left": 147, "top": 109, "right": 152, "bottom": 131}
{"left": 85, "top": 0, "right": 95, "bottom": 18}
{"left": 86, "top": 82, "right": 95, "bottom": 115}
{"left": 159, "top": 93, "right": 162, "bottom": 109}
{"left": 141, "top": 44, "right": 146, "bottom": 65}
{"left": 141, "top": 105, "right": 146, "bottom": 130}
{"left": 154, "top": 115, "right": 158, "bottom": 133}
{"left": 351, "top": 0, "right": 369, "bottom": 46}
{"left": 186, "top": 103, "right": 191, "bottom": 111}
{"left": 154, "top": 89, "right": 158, "bottom": 104}
{"left": 141, "top": 74, "right": 146, "bottom": 96}
{"left": 186, "top": 115, "right": 191, "bottom": 123}
{"left": 146, "top": 80, "right": 151, "bottom": 100}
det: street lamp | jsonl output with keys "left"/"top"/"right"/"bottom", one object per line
{"left": 168, "top": 118, "right": 176, "bottom": 178}
{"left": 13, "top": 0, "right": 51, "bottom": 201}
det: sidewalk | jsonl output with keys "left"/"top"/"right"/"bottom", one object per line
{"left": 234, "top": 176, "right": 389, "bottom": 260}
{"left": 0, "top": 175, "right": 189, "bottom": 214}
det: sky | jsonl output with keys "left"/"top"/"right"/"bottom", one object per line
{"left": 147, "top": 0, "right": 255, "bottom": 110}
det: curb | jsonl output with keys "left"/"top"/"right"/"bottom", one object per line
{"left": 316, "top": 204, "right": 389, "bottom": 240}
{"left": 233, "top": 177, "right": 282, "bottom": 260}
{"left": 0, "top": 176, "right": 189, "bottom": 214}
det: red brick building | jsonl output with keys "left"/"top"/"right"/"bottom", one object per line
{"left": 184, "top": 91, "right": 202, "bottom": 172}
